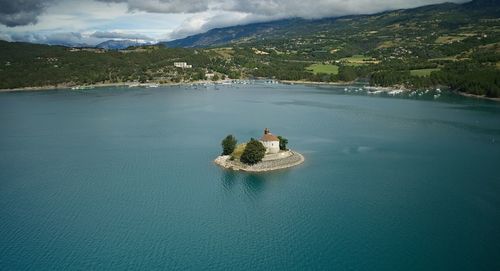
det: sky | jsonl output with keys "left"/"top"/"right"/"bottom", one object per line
{"left": 0, "top": 0, "right": 470, "bottom": 46}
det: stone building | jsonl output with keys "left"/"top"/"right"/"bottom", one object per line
{"left": 260, "top": 128, "right": 280, "bottom": 154}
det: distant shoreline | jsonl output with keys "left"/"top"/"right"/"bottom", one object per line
{"left": 456, "top": 92, "right": 500, "bottom": 102}
{"left": 0, "top": 80, "right": 226, "bottom": 93}
{"left": 1, "top": 80, "right": 498, "bottom": 102}
{"left": 0, "top": 82, "right": 128, "bottom": 93}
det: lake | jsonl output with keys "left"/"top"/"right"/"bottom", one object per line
{"left": 1, "top": 82, "right": 499, "bottom": 270}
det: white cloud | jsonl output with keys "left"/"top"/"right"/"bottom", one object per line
{"left": 99, "top": 0, "right": 469, "bottom": 18}
{"left": 6, "top": 31, "right": 91, "bottom": 46}
{"left": 168, "top": 11, "right": 279, "bottom": 40}
{"left": 165, "top": 0, "right": 470, "bottom": 40}
{"left": 0, "top": 0, "right": 471, "bottom": 45}
{"left": 90, "top": 31, "right": 154, "bottom": 40}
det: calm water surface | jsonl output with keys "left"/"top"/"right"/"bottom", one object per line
{"left": 1, "top": 83, "right": 499, "bottom": 270}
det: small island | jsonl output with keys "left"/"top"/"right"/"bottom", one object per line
{"left": 214, "top": 128, "right": 304, "bottom": 172}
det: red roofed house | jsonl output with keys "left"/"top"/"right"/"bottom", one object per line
{"left": 260, "top": 128, "right": 280, "bottom": 154}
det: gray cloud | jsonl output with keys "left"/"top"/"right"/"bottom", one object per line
{"left": 96, "top": 0, "right": 469, "bottom": 40}
{"left": 168, "top": 0, "right": 469, "bottom": 39}
{"left": 6, "top": 31, "right": 88, "bottom": 46}
{"left": 0, "top": 0, "right": 56, "bottom": 27}
{"left": 97, "top": 0, "right": 210, "bottom": 13}
{"left": 168, "top": 12, "right": 274, "bottom": 40}
{"left": 0, "top": 0, "right": 469, "bottom": 28}
{"left": 221, "top": 0, "right": 470, "bottom": 19}
{"left": 0, "top": 0, "right": 471, "bottom": 44}
{"left": 97, "top": 0, "right": 468, "bottom": 17}
{"left": 90, "top": 31, "right": 153, "bottom": 40}
{"left": 2, "top": 30, "right": 155, "bottom": 46}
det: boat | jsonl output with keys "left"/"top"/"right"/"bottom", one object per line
{"left": 71, "top": 85, "right": 95, "bottom": 90}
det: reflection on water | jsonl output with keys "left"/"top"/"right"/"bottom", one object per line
{"left": 243, "top": 174, "right": 267, "bottom": 197}
{"left": 221, "top": 169, "right": 237, "bottom": 191}
{"left": 272, "top": 100, "right": 353, "bottom": 110}
{"left": 221, "top": 168, "right": 292, "bottom": 198}
{"left": 450, "top": 104, "right": 500, "bottom": 114}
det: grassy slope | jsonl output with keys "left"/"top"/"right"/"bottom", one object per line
{"left": 231, "top": 143, "right": 247, "bottom": 160}
{"left": 306, "top": 64, "right": 339, "bottom": 74}
{"left": 410, "top": 68, "right": 441, "bottom": 77}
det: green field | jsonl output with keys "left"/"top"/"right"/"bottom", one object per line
{"left": 376, "top": 40, "right": 397, "bottom": 49}
{"left": 231, "top": 143, "right": 247, "bottom": 160}
{"left": 435, "top": 36, "right": 467, "bottom": 44}
{"left": 410, "top": 68, "right": 441, "bottom": 77}
{"left": 341, "top": 55, "right": 367, "bottom": 62}
{"left": 429, "top": 56, "right": 459, "bottom": 62}
{"left": 339, "top": 55, "right": 378, "bottom": 66}
{"left": 306, "top": 64, "right": 339, "bottom": 74}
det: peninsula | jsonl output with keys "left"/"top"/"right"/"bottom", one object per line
{"left": 214, "top": 129, "right": 305, "bottom": 172}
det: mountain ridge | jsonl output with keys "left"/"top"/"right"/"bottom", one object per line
{"left": 163, "top": 0, "right": 497, "bottom": 48}
{"left": 96, "top": 40, "right": 152, "bottom": 50}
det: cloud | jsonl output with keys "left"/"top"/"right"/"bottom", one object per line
{"left": 90, "top": 31, "right": 153, "bottom": 40}
{"left": 5, "top": 31, "right": 88, "bottom": 46}
{"left": 161, "top": 0, "right": 470, "bottom": 39}
{"left": 0, "top": 0, "right": 470, "bottom": 28}
{"left": 0, "top": 0, "right": 471, "bottom": 44}
{"left": 2, "top": 29, "right": 155, "bottom": 47}
{"left": 96, "top": 0, "right": 211, "bottom": 13}
{"left": 168, "top": 11, "right": 276, "bottom": 40}
{"left": 96, "top": 0, "right": 469, "bottom": 18}
{"left": 2, "top": 30, "right": 157, "bottom": 46}
{"left": 220, "top": 0, "right": 469, "bottom": 18}
{"left": 0, "top": 0, "right": 57, "bottom": 27}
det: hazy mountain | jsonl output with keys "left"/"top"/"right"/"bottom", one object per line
{"left": 163, "top": 19, "right": 308, "bottom": 48}
{"left": 96, "top": 40, "right": 151, "bottom": 50}
{"left": 163, "top": 0, "right": 499, "bottom": 48}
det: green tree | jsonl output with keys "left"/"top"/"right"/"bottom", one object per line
{"left": 277, "top": 136, "right": 288, "bottom": 150}
{"left": 221, "top": 135, "right": 237, "bottom": 155}
{"left": 240, "top": 138, "right": 266, "bottom": 165}
{"left": 212, "top": 74, "right": 219, "bottom": 81}
{"left": 338, "top": 66, "right": 357, "bottom": 82}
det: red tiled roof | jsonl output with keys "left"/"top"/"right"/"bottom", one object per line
{"left": 261, "top": 133, "right": 279, "bottom": 142}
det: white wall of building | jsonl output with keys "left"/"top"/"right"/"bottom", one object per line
{"left": 261, "top": 140, "right": 280, "bottom": 154}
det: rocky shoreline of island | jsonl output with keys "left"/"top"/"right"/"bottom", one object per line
{"left": 214, "top": 150, "right": 305, "bottom": 172}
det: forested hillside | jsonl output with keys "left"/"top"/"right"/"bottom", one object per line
{"left": 0, "top": 0, "right": 499, "bottom": 97}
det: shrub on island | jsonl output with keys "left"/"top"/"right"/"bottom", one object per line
{"left": 230, "top": 143, "right": 247, "bottom": 161}
{"left": 240, "top": 138, "right": 266, "bottom": 165}
{"left": 221, "top": 135, "right": 237, "bottom": 155}
{"left": 277, "top": 136, "right": 288, "bottom": 150}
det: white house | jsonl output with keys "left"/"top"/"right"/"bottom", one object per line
{"left": 174, "top": 62, "right": 192, "bottom": 68}
{"left": 260, "top": 128, "right": 280, "bottom": 154}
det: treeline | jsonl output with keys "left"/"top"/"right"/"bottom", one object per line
{"left": 0, "top": 41, "right": 221, "bottom": 89}
{"left": 432, "top": 62, "right": 500, "bottom": 97}
{"left": 1, "top": 40, "right": 499, "bottom": 97}
{"left": 370, "top": 61, "right": 500, "bottom": 97}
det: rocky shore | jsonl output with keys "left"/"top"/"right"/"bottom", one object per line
{"left": 214, "top": 150, "right": 304, "bottom": 172}
{"left": 0, "top": 80, "right": 231, "bottom": 93}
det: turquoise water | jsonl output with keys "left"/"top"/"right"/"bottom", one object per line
{"left": 1, "top": 83, "right": 499, "bottom": 270}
